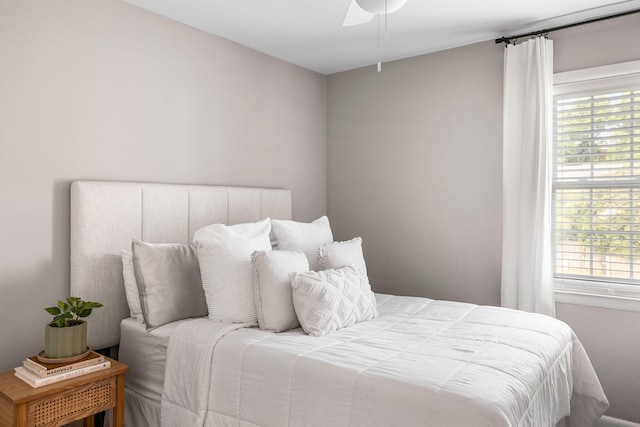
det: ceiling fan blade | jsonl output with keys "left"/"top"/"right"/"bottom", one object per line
{"left": 342, "top": 0, "right": 374, "bottom": 27}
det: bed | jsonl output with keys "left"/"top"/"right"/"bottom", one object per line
{"left": 70, "top": 180, "right": 609, "bottom": 427}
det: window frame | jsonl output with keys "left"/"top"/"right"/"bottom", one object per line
{"left": 552, "top": 60, "right": 640, "bottom": 312}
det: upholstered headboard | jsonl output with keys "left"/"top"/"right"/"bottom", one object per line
{"left": 70, "top": 180, "right": 292, "bottom": 350}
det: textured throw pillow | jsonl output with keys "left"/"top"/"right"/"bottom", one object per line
{"left": 121, "top": 250, "right": 145, "bottom": 324}
{"left": 270, "top": 216, "right": 333, "bottom": 271}
{"left": 131, "top": 239, "right": 207, "bottom": 330}
{"left": 252, "top": 250, "right": 309, "bottom": 332}
{"left": 318, "top": 237, "right": 367, "bottom": 277}
{"left": 290, "top": 265, "right": 378, "bottom": 337}
{"left": 194, "top": 218, "right": 271, "bottom": 324}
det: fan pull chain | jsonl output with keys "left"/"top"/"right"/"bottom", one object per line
{"left": 385, "top": 0, "right": 389, "bottom": 42}
{"left": 377, "top": 0, "right": 389, "bottom": 72}
{"left": 377, "top": 14, "right": 382, "bottom": 72}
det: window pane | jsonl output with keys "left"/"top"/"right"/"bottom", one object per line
{"left": 553, "top": 82, "right": 640, "bottom": 288}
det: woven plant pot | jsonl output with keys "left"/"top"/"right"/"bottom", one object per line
{"left": 44, "top": 320, "right": 87, "bottom": 359}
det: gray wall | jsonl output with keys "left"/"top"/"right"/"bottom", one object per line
{"left": 0, "top": 0, "right": 325, "bottom": 371}
{"left": 327, "top": 41, "right": 504, "bottom": 305}
{"left": 327, "top": 13, "right": 640, "bottom": 423}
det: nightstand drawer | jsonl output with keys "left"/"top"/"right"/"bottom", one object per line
{"left": 27, "top": 377, "right": 115, "bottom": 427}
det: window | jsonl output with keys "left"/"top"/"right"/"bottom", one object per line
{"left": 552, "top": 61, "right": 640, "bottom": 306}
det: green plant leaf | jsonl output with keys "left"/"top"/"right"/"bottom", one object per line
{"left": 45, "top": 307, "right": 61, "bottom": 316}
{"left": 57, "top": 300, "right": 69, "bottom": 312}
{"left": 53, "top": 312, "right": 72, "bottom": 327}
{"left": 77, "top": 309, "right": 92, "bottom": 318}
{"left": 67, "top": 297, "right": 81, "bottom": 309}
{"left": 83, "top": 302, "right": 103, "bottom": 309}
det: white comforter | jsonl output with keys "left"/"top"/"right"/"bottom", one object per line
{"left": 161, "top": 294, "right": 609, "bottom": 427}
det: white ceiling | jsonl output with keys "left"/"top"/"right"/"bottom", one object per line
{"left": 122, "top": 0, "right": 640, "bottom": 75}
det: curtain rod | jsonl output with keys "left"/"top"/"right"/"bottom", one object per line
{"left": 495, "top": 8, "right": 640, "bottom": 44}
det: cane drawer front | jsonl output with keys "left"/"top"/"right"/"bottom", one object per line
{"left": 27, "top": 377, "right": 115, "bottom": 427}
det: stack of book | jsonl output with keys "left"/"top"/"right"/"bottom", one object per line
{"left": 14, "top": 351, "right": 110, "bottom": 388}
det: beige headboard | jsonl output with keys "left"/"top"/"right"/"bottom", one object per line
{"left": 70, "top": 180, "right": 292, "bottom": 350}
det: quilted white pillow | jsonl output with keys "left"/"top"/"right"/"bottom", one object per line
{"left": 270, "top": 216, "right": 333, "bottom": 271}
{"left": 290, "top": 265, "right": 378, "bottom": 337}
{"left": 194, "top": 218, "right": 272, "bottom": 324}
{"left": 252, "top": 250, "right": 309, "bottom": 332}
{"left": 121, "top": 250, "right": 145, "bottom": 324}
{"left": 318, "top": 237, "right": 367, "bottom": 277}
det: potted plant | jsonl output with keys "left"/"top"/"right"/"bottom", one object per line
{"left": 43, "top": 297, "right": 103, "bottom": 360}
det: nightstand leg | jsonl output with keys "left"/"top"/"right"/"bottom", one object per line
{"left": 84, "top": 415, "right": 95, "bottom": 427}
{"left": 113, "top": 373, "right": 125, "bottom": 427}
{"left": 16, "top": 403, "right": 27, "bottom": 427}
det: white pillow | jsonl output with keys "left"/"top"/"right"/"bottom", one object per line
{"left": 318, "top": 237, "right": 367, "bottom": 277}
{"left": 270, "top": 216, "right": 333, "bottom": 271}
{"left": 252, "top": 250, "right": 309, "bottom": 332}
{"left": 121, "top": 250, "right": 145, "bottom": 324}
{"left": 290, "top": 265, "right": 378, "bottom": 337}
{"left": 194, "top": 218, "right": 272, "bottom": 324}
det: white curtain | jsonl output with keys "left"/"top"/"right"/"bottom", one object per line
{"left": 501, "top": 37, "right": 555, "bottom": 317}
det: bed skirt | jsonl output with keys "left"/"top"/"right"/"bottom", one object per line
{"left": 125, "top": 387, "right": 161, "bottom": 427}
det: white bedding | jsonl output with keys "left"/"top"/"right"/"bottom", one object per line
{"left": 119, "top": 317, "right": 198, "bottom": 427}
{"left": 161, "top": 294, "right": 609, "bottom": 427}
{"left": 120, "top": 317, "right": 195, "bottom": 401}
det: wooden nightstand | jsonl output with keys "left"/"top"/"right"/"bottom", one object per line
{"left": 0, "top": 357, "right": 128, "bottom": 427}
